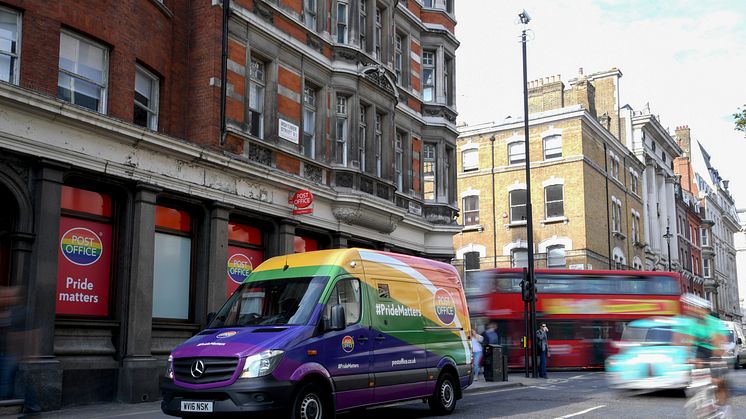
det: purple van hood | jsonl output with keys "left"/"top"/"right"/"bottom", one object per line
{"left": 172, "top": 326, "right": 300, "bottom": 359}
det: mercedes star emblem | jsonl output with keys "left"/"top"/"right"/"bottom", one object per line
{"left": 190, "top": 360, "right": 205, "bottom": 378}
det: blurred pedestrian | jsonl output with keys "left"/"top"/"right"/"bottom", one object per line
{"left": 470, "top": 330, "right": 484, "bottom": 380}
{"left": 0, "top": 286, "right": 23, "bottom": 399}
{"left": 536, "top": 323, "right": 549, "bottom": 378}
{"left": 481, "top": 322, "right": 499, "bottom": 346}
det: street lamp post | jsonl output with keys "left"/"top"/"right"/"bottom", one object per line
{"left": 663, "top": 225, "right": 673, "bottom": 272}
{"left": 518, "top": 9, "right": 538, "bottom": 378}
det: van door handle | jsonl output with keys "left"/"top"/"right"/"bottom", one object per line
{"left": 357, "top": 335, "right": 369, "bottom": 342}
{"left": 375, "top": 335, "right": 386, "bottom": 341}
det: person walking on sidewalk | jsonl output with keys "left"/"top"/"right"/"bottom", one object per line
{"left": 481, "top": 322, "right": 499, "bottom": 346}
{"left": 536, "top": 323, "right": 549, "bottom": 378}
{"left": 470, "top": 330, "right": 484, "bottom": 380}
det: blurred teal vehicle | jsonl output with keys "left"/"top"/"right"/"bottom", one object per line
{"left": 606, "top": 316, "right": 694, "bottom": 390}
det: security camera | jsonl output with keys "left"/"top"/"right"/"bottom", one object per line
{"left": 518, "top": 9, "right": 531, "bottom": 24}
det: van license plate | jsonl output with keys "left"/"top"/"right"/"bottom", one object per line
{"left": 181, "top": 401, "right": 213, "bottom": 412}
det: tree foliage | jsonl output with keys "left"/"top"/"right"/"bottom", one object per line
{"left": 736, "top": 105, "right": 746, "bottom": 134}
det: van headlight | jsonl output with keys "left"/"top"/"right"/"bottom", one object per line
{"left": 240, "top": 350, "right": 284, "bottom": 378}
{"left": 167, "top": 354, "right": 174, "bottom": 380}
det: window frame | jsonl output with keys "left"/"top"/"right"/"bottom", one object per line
{"left": 57, "top": 30, "right": 109, "bottom": 113}
{"left": 375, "top": 112, "right": 383, "bottom": 177}
{"left": 423, "top": 142, "right": 437, "bottom": 201}
{"left": 152, "top": 205, "right": 195, "bottom": 321}
{"left": 508, "top": 141, "right": 526, "bottom": 165}
{"left": 462, "top": 195, "right": 479, "bottom": 226}
{"left": 509, "top": 189, "right": 527, "bottom": 223}
{"left": 511, "top": 248, "right": 528, "bottom": 268}
{"left": 335, "top": 95, "right": 349, "bottom": 166}
{"left": 395, "top": 131, "right": 404, "bottom": 191}
{"left": 302, "top": 83, "right": 317, "bottom": 158}
{"left": 324, "top": 277, "right": 362, "bottom": 326}
{"left": 374, "top": 6, "right": 382, "bottom": 60}
{"left": 133, "top": 65, "right": 160, "bottom": 130}
{"left": 358, "top": 104, "right": 367, "bottom": 171}
{"left": 359, "top": 0, "right": 367, "bottom": 49}
{"left": 543, "top": 134, "right": 562, "bottom": 160}
{"left": 303, "top": 0, "right": 317, "bottom": 29}
{"left": 422, "top": 50, "right": 435, "bottom": 103}
{"left": 461, "top": 148, "right": 478, "bottom": 172}
{"left": 544, "top": 184, "right": 564, "bottom": 219}
{"left": 337, "top": 0, "right": 349, "bottom": 44}
{"left": 0, "top": 6, "right": 21, "bottom": 85}
{"left": 547, "top": 245, "right": 566, "bottom": 269}
{"left": 248, "top": 57, "right": 266, "bottom": 139}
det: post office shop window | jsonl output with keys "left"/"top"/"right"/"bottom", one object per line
{"left": 134, "top": 65, "right": 159, "bottom": 130}
{"left": 227, "top": 221, "right": 264, "bottom": 297}
{"left": 58, "top": 31, "right": 109, "bottom": 113}
{"left": 543, "top": 135, "right": 562, "bottom": 160}
{"left": 249, "top": 58, "right": 266, "bottom": 139}
{"left": 324, "top": 278, "right": 361, "bottom": 326}
{"left": 0, "top": 7, "right": 21, "bottom": 84}
{"left": 153, "top": 205, "right": 193, "bottom": 320}
{"left": 508, "top": 141, "right": 525, "bottom": 165}
{"left": 56, "top": 186, "right": 114, "bottom": 317}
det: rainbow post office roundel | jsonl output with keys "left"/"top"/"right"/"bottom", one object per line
{"left": 341, "top": 335, "right": 355, "bottom": 353}
{"left": 60, "top": 227, "right": 103, "bottom": 266}
{"left": 434, "top": 288, "right": 457, "bottom": 325}
{"left": 227, "top": 254, "right": 253, "bottom": 284}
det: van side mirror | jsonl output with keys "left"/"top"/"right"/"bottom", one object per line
{"left": 327, "top": 305, "right": 346, "bottom": 331}
{"left": 738, "top": 337, "right": 742, "bottom": 345}
{"left": 206, "top": 312, "right": 216, "bottom": 325}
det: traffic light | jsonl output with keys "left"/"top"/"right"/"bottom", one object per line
{"left": 521, "top": 269, "right": 534, "bottom": 302}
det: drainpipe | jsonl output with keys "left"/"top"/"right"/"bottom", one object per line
{"left": 604, "top": 143, "right": 612, "bottom": 269}
{"left": 219, "top": 0, "right": 231, "bottom": 146}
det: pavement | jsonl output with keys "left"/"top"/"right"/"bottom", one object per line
{"left": 0, "top": 373, "right": 540, "bottom": 419}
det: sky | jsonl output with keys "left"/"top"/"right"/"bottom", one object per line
{"left": 455, "top": 0, "right": 746, "bottom": 210}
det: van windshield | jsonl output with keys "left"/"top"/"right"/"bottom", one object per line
{"left": 210, "top": 276, "right": 328, "bottom": 327}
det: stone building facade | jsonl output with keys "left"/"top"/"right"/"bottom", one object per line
{"left": 0, "top": 0, "right": 459, "bottom": 410}
{"left": 454, "top": 69, "right": 645, "bottom": 273}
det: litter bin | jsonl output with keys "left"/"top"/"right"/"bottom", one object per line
{"left": 483, "top": 344, "right": 508, "bottom": 382}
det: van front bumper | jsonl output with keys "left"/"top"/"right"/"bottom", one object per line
{"left": 161, "top": 375, "right": 294, "bottom": 417}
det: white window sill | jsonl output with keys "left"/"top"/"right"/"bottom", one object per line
{"left": 541, "top": 216, "right": 567, "bottom": 225}
{"left": 461, "top": 224, "right": 482, "bottom": 232}
{"left": 507, "top": 221, "right": 527, "bottom": 228}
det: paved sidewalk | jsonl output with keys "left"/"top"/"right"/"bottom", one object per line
{"left": 465, "top": 372, "right": 546, "bottom": 393}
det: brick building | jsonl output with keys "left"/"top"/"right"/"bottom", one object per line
{"left": 0, "top": 0, "right": 459, "bottom": 410}
{"left": 454, "top": 69, "right": 645, "bottom": 273}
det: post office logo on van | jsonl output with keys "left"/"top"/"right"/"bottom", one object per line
{"left": 341, "top": 335, "right": 355, "bottom": 353}
{"left": 227, "top": 254, "right": 253, "bottom": 284}
{"left": 60, "top": 227, "right": 103, "bottom": 266}
{"left": 434, "top": 288, "right": 456, "bottom": 325}
{"left": 216, "top": 331, "right": 237, "bottom": 339}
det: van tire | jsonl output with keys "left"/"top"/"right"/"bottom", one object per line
{"left": 429, "top": 372, "right": 457, "bottom": 415}
{"left": 291, "top": 382, "right": 332, "bottom": 419}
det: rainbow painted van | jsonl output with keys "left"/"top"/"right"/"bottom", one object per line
{"left": 161, "top": 249, "right": 472, "bottom": 418}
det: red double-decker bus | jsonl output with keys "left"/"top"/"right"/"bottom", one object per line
{"left": 465, "top": 268, "right": 684, "bottom": 369}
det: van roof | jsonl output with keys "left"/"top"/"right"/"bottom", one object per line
{"left": 251, "top": 248, "right": 460, "bottom": 287}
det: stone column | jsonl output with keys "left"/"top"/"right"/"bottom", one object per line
{"left": 656, "top": 171, "right": 667, "bottom": 253}
{"left": 332, "top": 232, "right": 351, "bottom": 249}
{"left": 278, "top": 218, "right": 299, "bottom": 255}
{"left": 118, "top": 183, "right": 161, "bottom": 403}
{"left": 206, "top": 202, "right": 232, "bottom": 315}
{"left": 20, "top": 160, "right": 68, "bottom": 411}
{"left": 641, "top": 165, "right": 651, "bottom": 248}
{"left": 646, "top": 166, "right": 659, "bottom": 250}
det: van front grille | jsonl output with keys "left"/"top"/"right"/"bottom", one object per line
{"left": 173, "top": 357, "right": 239, "bottom": 384}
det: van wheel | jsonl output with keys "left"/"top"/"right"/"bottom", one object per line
{"left": 429, "top": 372, "right": 457, "bottom": 415}
{"left": 291, "top": 382, "right": 331, "bottom": 419}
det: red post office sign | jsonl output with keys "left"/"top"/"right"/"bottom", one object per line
{"left": 56, "top": 217, "right": 112, "bottom": 316}
{"left": 289, "top": 189, "right": 314, "bottom": 215}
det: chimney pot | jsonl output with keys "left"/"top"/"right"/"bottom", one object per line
{"left": 579, "top": 67, "right": 584, "bottom": 75}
